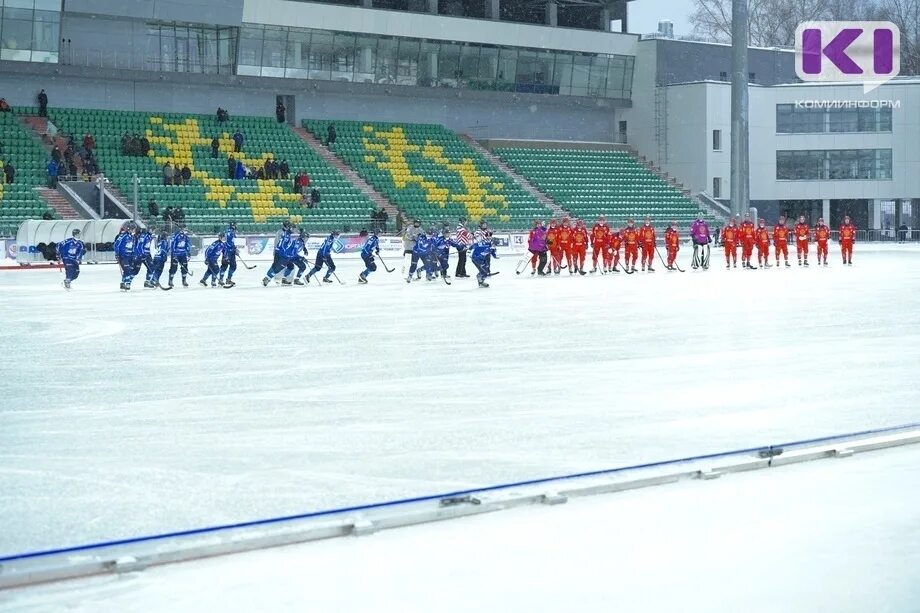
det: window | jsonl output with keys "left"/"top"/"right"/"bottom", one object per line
{"left": 777, "top": 104, "right": 894, "bottom": 134}
{"left": 712, "top": 129, "right": 721, "bottom": 151}
{"left": 719, "top": 71, "right": 727, "bottom": 81}
{"left": 777, "top": 149, "right": 893, "bottom": 180}
{"left": 712, "top": 177, "right": 722, "bottom": 198}
{"left": 748, "top": 72, "right": 756, "bottom": 83}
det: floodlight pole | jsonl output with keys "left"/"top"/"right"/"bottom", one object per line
{"left": 730, "top": 0, "right": 750, "bottom": 219}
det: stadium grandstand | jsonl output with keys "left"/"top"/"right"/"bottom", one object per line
{"left": 0, "top": 0, "right": 917, "bottom": 240}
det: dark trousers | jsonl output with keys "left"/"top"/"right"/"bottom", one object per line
{"left": 150, "top": 257, "right": 167, "bottom": 283}
{"left": 472, "top": 255, "right": 491, "bottom": 280}
{"left": 362, "top": 254, "right": 377, "bottom": 274}
{"left": 308, "top": 254, "right": 335, "bottom": 278}
{"left": 201, "top": 260, "right": 220, "bottom": 283}
{"left": 220, "top": 251, "right": 237, "bottom": 280}
{"left": 456, "top": 248, "right": 468, "bottom": 276}
{"left": 63, "top": 260, "right": 80, "bottom": 281}
{"left": 284, "top": 255, "right": 307, "bottom": 277}
{"left": 168, "top": 255, "right": 189, "bottom": 279}
{"left": 267, "top": 253, "right": 291, "bottom": 278}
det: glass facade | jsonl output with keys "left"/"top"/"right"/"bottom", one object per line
{"left": 0, "top": 0, "right": 60, "bottom": 63}
{"left": 776, "top": 149, "right": 893, "bottom": 181}
{"left": 145, "top": 23, "right": 237, "bottom": 74}
{"left": 776, "top": 104, "right": 893, "bottom": 134}
{"left": 237, "top": 25, "right": 634, "bottom": 99}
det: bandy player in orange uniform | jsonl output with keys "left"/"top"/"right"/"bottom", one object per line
{"left": 794, "top": 214, "right": 811, "bottom": 266}
{"left": 721, "top": 217, "right": 740, "bottom": 268}
{"left": 556, "top": 217, "right": 575, "bottom": 273}
{"left": 638, "top": 216, "right": 657, "bottom": 272}
{"left": 590, "top": 216, "right": 610, "bottom": 273}
{"left": 814, "top": 217, "right": 831, "bottom": 266}
{"left": 755, "top": 218, "right": 771, "bottom": 268}
{"left": 607, "top": 225, "right": 622, "bottom": 272}
{"left": 773, "top": 216, "right": 791, "bottom": 267}
{"left": 572, "top": 219, "right": 589, "bottom": 275}
{"left": 739, "top": 214, "right": 756, "bottom": 269}
{"left": 839, "top": 215, "right": 856, "bottom": 265}
{"left": 663, "top": 221, "right": 680, "bottom": 270}
{"left": 622, "top": 219, "right": 639, "bottom": 273}
{"left": 546, "top": 219, "right": 562, "bottom": 274}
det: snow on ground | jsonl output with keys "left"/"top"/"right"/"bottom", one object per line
{"left": 1, "top": 245, "right": 919, "bottom": 558}
{"left": 4, "top": 443, "right": 920, "bottom": 612}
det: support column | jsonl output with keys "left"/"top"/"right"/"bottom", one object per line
{"left": 600, "top": 6, "right": 611, "bottom": 31}
{"left": 545, "top": 2, "right": 557, "bottom": 27}
{"left": 428, "top": 0, "right": 438, "bottom": 14}
{"left": 729, "top": 0, "right": 750, "bottom": 218}
{"left": 822, "top": 199, "right": 830, "bottom": 222}
{"left": 870, "top": 199, "right": 881, "bottom": 230}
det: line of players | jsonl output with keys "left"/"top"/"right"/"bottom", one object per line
{"left": 717, "top": 214, "right": 857, "bottom": 268}
{"left": 524, "top": 216, "right": 680, "bottom": 275}
{"left": 402, "top": 219, "right": 499, "bottom": 287}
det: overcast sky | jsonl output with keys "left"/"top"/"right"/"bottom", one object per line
{"left": 626, "top": 0, "right": 695, "bottom": 36}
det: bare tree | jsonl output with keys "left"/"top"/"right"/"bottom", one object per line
{"left": 879, "top": 0, "right": 920, "bottom": 74}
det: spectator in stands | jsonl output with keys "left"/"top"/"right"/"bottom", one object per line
{"left": 140, "top": 134, "right": 150, "bottom": 156}
{"left": 173, "top": 206, "right": 185, "bottom": 223}
{"left": 163, "top": 161, "right": 175, "bottom": 186}
{"left": 83, "top": 156, "right": 98, "bottom": 176}
{"left": 232, "top": 130, "right": 244, "bottom": 153}
{"left": 279, "top": 159, "right": 290, "bottom": 180}
{"left": 326, "top": 123, "right": 336, "bottom": 146}
{"left": 180, "top": 164, "right": 191, "bottom": 185}
{"left": 216, "top": 107, "right": 228, "bottom": 123}
{"left": 300, "top": 192, "right": 312, "bottom": 209}
{"left": 3, "top": 161, "right": 14, "bottom": 184}
{"left": 67, "top": 160, "right": 78, "bottom": 178}
{"left": 148, "top": 199, "right": 159, "bottom": 219}
{"left": 42, "top": 211, "right": 53, "bottom": 221}
{"left": 211, "top": 136, "right": 220, "bottom": 158}
{"left": 310, "top": 188, "right": 321, "bottom": 208}
{"left": 0, "top": 98, "right": 10, "bottom": 112}
{"left": 121, "top": 132, "right": 131, "bottom": 155}
{"left": 82, "top": 133, "right": 95, "bottom": 153}
{"left": 47, "top": 158, "right": 59, "bottom": 187}
{"left": 376, "top": 207, "right": 389, "bottom": 233}
{"left": 37, "top": 89, "right": 48, "bottom": 117}
{"left": 51, "top": 145, "right": 62, "bottom": 164}
{"left": 234, "top": 160, "right": 245, "bottom": 180}
{"left": 163, "top": 206, "right": 174, "bottom": 223}
{"left": 295, "top": 171, "right": 310, "bottom": 194}
{"left": 227, "top": 156, "right": 236, "bottom": 179}
{"left": 276, "top": 101, "right": 286, "bottom": 123}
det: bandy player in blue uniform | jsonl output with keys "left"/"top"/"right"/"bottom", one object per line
{"left": 57, "top": 229, "right": 85, "bottom": 290}
{"left": 358, "top": 229, "right": 379, "bottom": 284}
{"left": 305, "top": 231, "right": 339, "bottom": 284}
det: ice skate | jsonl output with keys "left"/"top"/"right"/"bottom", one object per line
{"left": 182, "top": 278, "right": 189, "bottom": 287}
{"left": 224, "top": 280, "right": 236, "bottom": 288}
{"left": 63, "top": 279, "right": 71, "bottom": 290}
{"left": 478, "top": 279, "right": 489, "bottom": 288}
{"left": 804, "top": 260, "right": 810, "bottom": 266}
{"left": 357, "top": 273, "right": 367, "bottom": 284}
{"left": 262, "top": 277, "right": 270, "bottom": 287}
{"left": 323, "top": 277, "right": 333, "bottom": 284}
{"left": 199, "top": 280, "right": 208, "bottom": 287}
{"left": 281, "top": 278, "right": 293, "bottom": 286}
{"left": 293, "top": 278, "right": 304, "bottom": 286}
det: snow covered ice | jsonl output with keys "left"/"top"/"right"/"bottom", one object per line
{"left": 1, "top": 245, "right": 919, "bottom": 559}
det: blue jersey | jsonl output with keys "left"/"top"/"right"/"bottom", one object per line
{"left": 413, "top": 233, "right": 431, "bottom": 256}
{"left": 361, "top": 235, "right": 379, "bottom": 258}
{"left": 135, "top": 232, "right": 152, "bottom": 258}
{"left": 433, "top": 235, "right": 459, "bottom": 257}
{"left": 275, "top": 230, "right": 292, "bottom": 255}
{"left": 170, "top": 232, "right": 191, "bottom": 257}
{"left": 153, "top": 237, "right": 169, "bottom": 260}
{"left": 205, "top": 240, "right": 224, "bottom": 262}
{"left": 224, "top": 227, "right": 237, "bottom": 255}
{"left": 470, "top": 240, "right": 496, "bottom": 260}
{"left": 116, "top": 233, "right": 137, "bottom": 259}
{"left": 58, "top": 238, "right": 85, "bottom": 262}
{"left": 318, "top": 235, "right": 336, "bottom": 257}
{"left": 287, "top": 237, "right": 306, "bottom": 258}
{"left": 112, "top": 232, "right": 128, "bottom": 259}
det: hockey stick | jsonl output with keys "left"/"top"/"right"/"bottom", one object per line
{"left": 331, "top": 271, "right": 345, "bottom": 285}
{"left": 441, "top": 272, "right": 452, "bottom": 285}
{"left": 376, "top": 254, "right": 395, "bottom": 273}
{"left": 235, "top": 253, "right": 257, "bottom": 270}
{"left": 617, "top": 261, "right": 635, "bottom": 275}
{"left": 514, "top": 254, "right": 530, "bottom": 275}
{"left": 655, "top": 246, "right": 685, "bottom": 273}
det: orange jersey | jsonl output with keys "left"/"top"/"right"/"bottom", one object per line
{"left": 755, "top": 227, "right": 770, "bottom": 245}
{"left": 814, "top": 224, "right": 830, "bottom": 243}
{"left": 638, "top": 225, "right": 656, "bottom": 245}
{"left": 664, "top": 228, "right": 679, "bottom": 248}
{"left": 556, "top": 226, "right": 574, "bottom": 246}
{"left": 722, "top": 225, "right": 739, "bottom": 244}
{"left": 622, "top": 227, "right": 639, "bottom": 246}
{"left": 591, "top": 224, "right": 609, "bottom": 246}
{"left": 739, "top": 221, "right": 756, "bottom": 242}
{"left": 573, "top": 227, "right": 589, "bottom": 247}
{"left": 839, "top": 223, "right": 856, "bottom": 242}
{"left": 773, "top": 225, "right": 789, "bottom": 244}
{"left": 608, "top": 231, "right": 622, "bottom": 250}
{"left": 545, "top": 227, "right": 560, "bottom": 249}
{"left": 794, "top": 223, "right": 810, "bottom": 242}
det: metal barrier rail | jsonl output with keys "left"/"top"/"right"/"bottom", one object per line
{"left": 1, "top": 422, "right": 918, "bottom": 589}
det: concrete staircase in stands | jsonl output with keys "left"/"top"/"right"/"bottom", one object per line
{"left": 36, "top": 187, "right": 80, "bottom": 220}
{"left": 459, "top": 134, "right": 568, "bottom": 219}
{"left": 290, "top": 126, "right": 401, "bottom": 225}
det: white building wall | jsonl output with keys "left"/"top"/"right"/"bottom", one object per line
{"left": 619, "top": 40, "right": 655, "bottom": 160}
{"left": 245, "top": 0, "right": 639, "bottom": 55}
{"left": 643, "top": 79, "right": 920, "bottom": 203}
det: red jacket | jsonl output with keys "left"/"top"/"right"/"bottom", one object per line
{"left": 839, "top": 223, "right": 857, "bottom": 242}
{"left": 664, "top": 228, "right": 679, "bottom": 249}
{"left": 794, "top": 223, "right": 810, "bottom": 243}
{"left": 638, "top": 225, "right": 656, "bottom": 246}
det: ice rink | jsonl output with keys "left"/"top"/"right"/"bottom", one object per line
{"left": 1, "top": 244, "right": 919, "bottom": 558}
{"left": 5, "top": 444, "right": 919, "bottom": 612}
